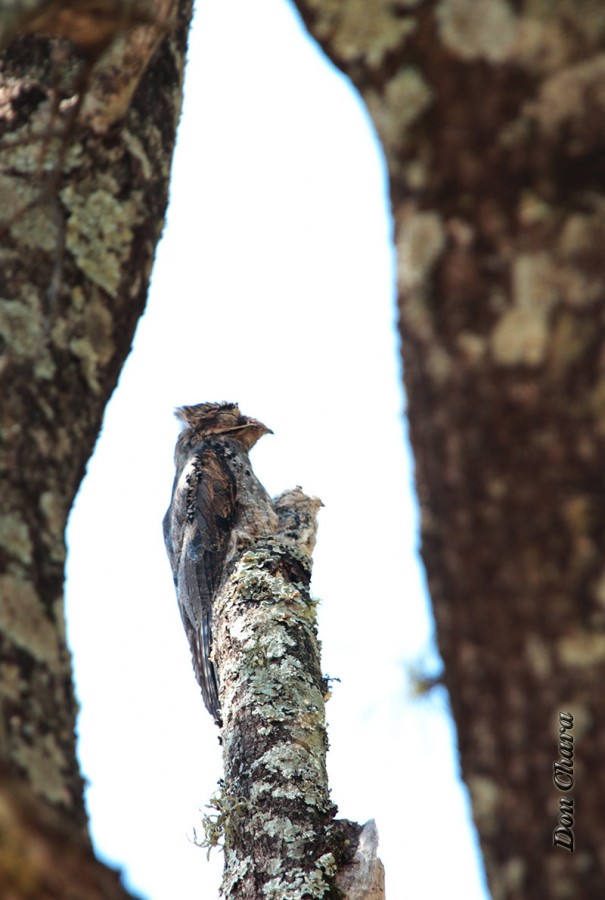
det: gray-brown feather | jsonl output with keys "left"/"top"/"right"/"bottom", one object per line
{"left": 163, "top": 402, "right": 277, "bottom": 725}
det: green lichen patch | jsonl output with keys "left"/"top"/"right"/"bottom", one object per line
{"left": 366, "top": 67, "right": 433, "bottom": 156}
{"left": 304, "top": 0, "right": 417, "bottom": 68}
{"left": 0, "top": 295, "right": 43, "bottom": 358}
{"left": 62, "top": 185, "right": 142, "bottom": 295}
{"left": 436, "top": 0, "right": 518, "bottom": 62}
{"left": 0, "top": 576, "right": 59, "bottom": 664}
{"left": 0, "top": 511, "right": 32, "bottom": 564}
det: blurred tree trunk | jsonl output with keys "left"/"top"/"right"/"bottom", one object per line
{"left": 0, "top": 1, "right": 191, "bottom": 894}
{"left": 293, "top": 1, "right": 605, "bottom": 897}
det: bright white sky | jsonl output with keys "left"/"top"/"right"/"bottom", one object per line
{"left": 65, "top": 2, "right": 490, "bottom": 898}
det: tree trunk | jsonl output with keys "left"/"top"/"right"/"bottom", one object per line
{"left": 0, "top": 0, "right": 192, "bottom": 891}
{"left": 293, "top": 2, "right": 605, "bottom": 897}
{"left": 208, "top": 483, "right": 384, "bottom": 898}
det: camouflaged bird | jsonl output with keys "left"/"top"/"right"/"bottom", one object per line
{"left": 163, "top": 402, "right": 277, "bottom": 725}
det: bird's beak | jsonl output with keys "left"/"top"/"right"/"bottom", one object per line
{"left": 242, "top": 417, "right": 272, "bottom": 435}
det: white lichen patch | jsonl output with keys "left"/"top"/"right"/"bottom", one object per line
{"left": 251, "top": 779, "right": 305, "bottom": 804}
{"left": 227, "top": 615, "right": 257, "bottom": 647}
{"left": 559, "top": 214, "right": 596, "bottom": 256}
{"left": 13, "top": 732, "right": 71, "bottom": 808}
{"left": 425, "top": 344, "right": 452, "bottom": 384}
{"left": 405, "top": 159, "right": 429, "bottom": 191}
{"left": 62, "top": 185, "right": 141, "bottom": 294}
{"left": 457, "top": 331, "right": 487, "bottom": 363}
{"left": 68, "top": 295, "right": 115, "bottom": 392}
{"left": 0, "top": 296, "right": 42, "bottom": 358}
{"left": 261, "top": 866, "right": 333, "bottom": 900}
{"left": 517, "top": 190, "right": 553, "bottom": 227}
{"left": 559, "top": 269, "right": 603, "bottom": 309}
{"left": 305, "top": 0, "right": 417, "bottom": 67}
{"left": 316, "top": 853, "right": 337, "bottom": 877}
{"left": 52, "top": 427, "right": 74, "bottom": 464}
{"left": 0, "top": 576, "right": 59, "bottom": 664}
{"left": 397, "top": 209, "right": 446, "bottom": 292}
{"left": 555, "top": 214, "right": 605, "bottom": 306}
{"left": 39, "top": 491, "right": 64, "bottom": 534}
{"left": 222, "top": 850, "right": 252, "bottom": 894}
{"left": 547, "top": 308, "right": 595, "bottom": 370}
{"left": 396, "top": 209, "right": 446, "bottom": 348}
{"left": 529, "top": 53, "right": 605, "bottom": 134}
{"left": 121, "top": 130, "right": 153, "bottom": 179}
{"left": 249, "top": 688, "right": 323, "bottom": 733}
{"left": 491, "top": 307, "right": 549, "bottom": 366}
{"left": 6, "top": 195, "right": 60, "bottom": 255}
{"left": 33, "top": 353, "right": 57, "bottom": 380}
{"left": 558, "top": 631, "right": 605, "bottom": 667}
{"left": 0, "top": 663, "right": 22, "bottom": 702}
{"left": 262, "top": 857, "right": 284, "bottom": 878}
{"left": 262, "top": 816, "right": 304, "bottom": 845}
{"left": 513, "top": 252, "right": 559, "bottom": 313}
{"left": 0, "top": 109, "right": 61, "bottom": 177}
{"left": 69, "top": 339, "right": 101, "bottom": 392}
{"left": 512, "top": 15, "right": 574, "bottom": 74}
{"left": 467, "top": 775, "right": 500, "bottom": 836}
{"left": 250, "top": 656, "right": 317, "bottom": 695}
{"left": 563, "top": 0, "right": 605, "bottom": 46}
{"left": 491, "top": 252, "right": 559, "bottom": 366}
{"left": 436, "top": 0, "right": 518, "bottom": 62}
{"left": 499, "top": 858, "right": 527, "bottom": 893}
{"left": 366, "top": 67, "right": 433, "bottom": 153}
{"left": 0, "top": 512, "right": 32, "bottom": 564}
{"left": 70, "top": 285, "right": 86, "bottom": 312}
{"left": 258, "top": 742, "right": 325, "bottom": 782}
{"left": 0, "top": 76, "right": 24, "bottom": 122}
{"left": 53, "top": 595, "right": 68, "bottom": 645}
{"left": 514, "top": 2, "right": 605, "bottom": 72}
{"left": 260, "top": 629, "right": 296, "bottom": 660}
{"left": 251, "top": 742, "right": 327, "bottom": 808}
{"left": 39, "top": 492, "right": 68, "bottom": 563}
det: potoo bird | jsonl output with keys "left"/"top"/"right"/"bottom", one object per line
{"left": 163, "top": 402, "right": 277, "bottom": 725}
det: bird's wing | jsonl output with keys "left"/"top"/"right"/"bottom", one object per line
{"left": 165, "top": 442, "right": 237, "bottom": 723}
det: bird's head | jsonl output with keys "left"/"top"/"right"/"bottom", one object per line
{"left": 175, "top": 402, "right": 272, "bottom": 453}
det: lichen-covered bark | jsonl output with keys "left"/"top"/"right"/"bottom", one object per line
{"left": 294, "top": 1, "right": 605, "bottom": 897}
{"left": 0, "top": 0, "right": 192, "bottom": 888}
{"left": 213, "top": 488, "right": 384, "bottom": 899}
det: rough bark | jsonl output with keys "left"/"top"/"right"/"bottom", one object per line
{"left": 212, "top": 487, "right": 384, "bottom": 899}
{"left": 0, "top": 0, "right": 192, "bottom": 891}
{"left": 293, "top": 2, "right": 605, "bottom": 898}
{"left": 0, "top": 761, "right": 140, "bottom": 899}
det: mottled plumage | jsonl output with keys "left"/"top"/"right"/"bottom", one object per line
{"left": 274, "top": 487, "right": 323, "bottom": 558}
{"left": 163, "top": 402, "right": 276, "bottom": 724}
